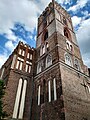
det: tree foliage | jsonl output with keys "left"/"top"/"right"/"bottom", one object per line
{"left": 0, "top": 80, "right": 7, "bottom": 119}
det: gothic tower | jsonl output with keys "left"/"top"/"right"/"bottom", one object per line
{"left": 31, "top": 0, "right": 90, "bottom": 120}
{"left": 0, "top": 0, "right": 90, "bottom": 120}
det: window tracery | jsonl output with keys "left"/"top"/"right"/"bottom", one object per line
{"left": 65, "top": 53, "right": 72, "bottom": 66}
{"left": 46, "top": 54, "right": 52, "bottom": 68}
{"left": 74, "top": 59, "right": 80, "bottom": 70}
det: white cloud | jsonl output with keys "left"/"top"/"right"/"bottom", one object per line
{"left": 71, "top": 16, "right": 82, "bottom": 27}
{"left": 5, "top": 30, "right": 17, "bottom": 41}
{"left": 68, "top": 0, "right": 89, "bottom": 12}
{"left": 34, "top": 35, "right": 37, "bottom": 41}
{"left": 57, "top": 0, "right": 71, "bottom": 5}
{"left": 0, "top": 0, "right": 42, "bottom": 34}
{"left": 0, "top": 53, "right": 8, "bottom": 68}
{"left": 5, "top": 40, "right": 16, "bottom": 52}
{"left": 76, "top": 18, "right": 90, "bottom": 67}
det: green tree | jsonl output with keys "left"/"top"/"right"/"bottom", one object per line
{"left": 0, "top": 80, "right": 7, "bottom": 119}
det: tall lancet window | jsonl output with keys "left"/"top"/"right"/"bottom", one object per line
{"left": 65, "top": 53, "right": 72, "bottom": 66}
{"left": 44, "top": 31, "right": 48, "bottom": 41}
{"left": 13, "top": 78, "right": 27, "bottom": 119}
{"left": 48, "top": 81, "right": 51, "bottom": 102}
{"left": 53, "top": 78, "right": 57, "bottom": 101}
{"left": 37, "top": 62, "right": 41, "bottom": 74}
{"left": 13, "top": 78, "right": 23, "bottom": 119}
{"left": 18, "top": 80, "right": 27, "bottom": 119}
{"left": 38, "top": 85, "right": 40, "bottom": 105}
{"left": 46, "top": 54, "right": 52, "bottom": 68}
{"left": 74, "top": 59, "right": 80, "bottom": 71}
{"left": 42, "top": 45, "right": 45, "bottom": 55}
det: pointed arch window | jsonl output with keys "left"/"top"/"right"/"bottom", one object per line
{"left": 74, "top": 59, "right": 80, "bottom": 70}
{"left": 44, "top": 31, "right": 48, "bottom": 41}
{"left": 65, "top": 53, "right": 72, "bottom": 66}
{"left": 37, "top": 62, "right": 41, "bottom": 74}
{"left": 46, "top": 54, "right": 52, "bottom": 68}
{"left": 64, "top": 28, "right": 71, "bottom": 40}
{"left": 64, "top": 29, "right": 69, "bottom": 39}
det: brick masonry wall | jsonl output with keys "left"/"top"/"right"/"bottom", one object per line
{"left": 31, "top": 63, "right": 65, "bottom": 120}
{"left": 3, "top": 69, "right": 33, "bottom": 120}
{"left": 60, "top": 63, "right": 90, "bottom": 120}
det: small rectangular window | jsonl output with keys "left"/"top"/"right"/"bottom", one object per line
{"left": 30, "top": 54, "right": 32, "bottom": 60}
{"left": 19, "top": 62, "right": 23, "bottom": 70}
{"left": 27, "top": 53, "right": 30, "bottom": 59}
{"left": 28, "top": 66, "right": 31, "bottom": 73}
{"left": 19, "top": 49, "right": 22, "bottom": 55}
{"left": 25, "top": 64, "right": 28, "bottom": 72}
{"left": 16, "top": 60, "right": 20, "bottom": 69}
{"left": 22, "top": 50, "right": 25, "bottom": 56}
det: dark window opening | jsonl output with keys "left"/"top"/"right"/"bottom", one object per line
{"left": 44, "top": 31, "right": 48, "bottom": 41}
{"left": 64, "top": 29, "right": 69, "bottom": 39}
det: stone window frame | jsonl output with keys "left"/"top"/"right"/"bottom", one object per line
{"left": 64, "top": 27, "right": 72, "bottom": 41}
{"left": 66, "top": 40, "right": 73, "bottom": 52}
{"left": 63, "top": 17, "right": 67, "bottom": 25}
{"left": 64, "top": 53, "right": 73, "bottom": 67}
{"left": 46, "top": 54, "right": 52, "bottom": 68}
{"left": 19, "top": 48, "right": 25, "bottom": 56}
{"left": 74, "top": 58, "right": 80, "bottom": 71}
{"left": 16, "top": 60, "right": 23, "bottom": 70}
{"left": 42, "top": 29, "right": 48, "bottom": 44}
{"left": 44, "top": 31, "right": 48, "bottom": 41}
{"left": 37, "top": 61, "right": 42, "bottom": 74}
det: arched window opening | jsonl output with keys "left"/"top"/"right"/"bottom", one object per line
{"left": 66, "top": 41, "right": 73, "bottom": 52}
{"left": 65, "top": 53, "right": 72, "bottom": 66}
{"left": 63, "top": 17, "right": 67, "bottom": 25}
{"left": 44, "top": 31, "right": 48, "bottom": 41}
{"left": 66, "top": 42, "right": 69, "bottom": 50}
{"left": 74, "top": 59, "right": 80, "bottom": 70}
{"left": 46, "top": 54, "right": 52, "bottom": 68}
{"left": 64, "top": 28, "right": 71, "bottom": 40}
{"left": 70, "top": 45, "right": 73, "bottom": 51}
{"left": 37, "top": 62, "right": 41, "bottom": 74}
{"left": 64, "top": 29, "right": 69, "bottom": 39}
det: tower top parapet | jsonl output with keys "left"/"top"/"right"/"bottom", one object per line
{"left": 38, "top": 1, "right": 71, "bottom": 26}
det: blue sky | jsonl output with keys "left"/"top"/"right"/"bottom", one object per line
{"left": 0, "top": 0, "right": 90, "bottom": 68}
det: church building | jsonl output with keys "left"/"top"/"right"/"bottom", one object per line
{"left": 0, "top": 0, "right": 90, "bottom": 120}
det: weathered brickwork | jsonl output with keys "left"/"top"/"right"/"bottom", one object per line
{"left": 0, "top": 1, "right": 90, "bottom": 120}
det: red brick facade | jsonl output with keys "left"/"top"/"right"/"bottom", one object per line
{"left": 0, "top": 1, "right": 90, "bottom": 120}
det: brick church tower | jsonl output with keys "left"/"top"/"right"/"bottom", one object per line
{"left": 31, "top": 0, "right": 90, "bottom": 120}
{"left": 0, "top": 0, "right": 90, "bottom": 120}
